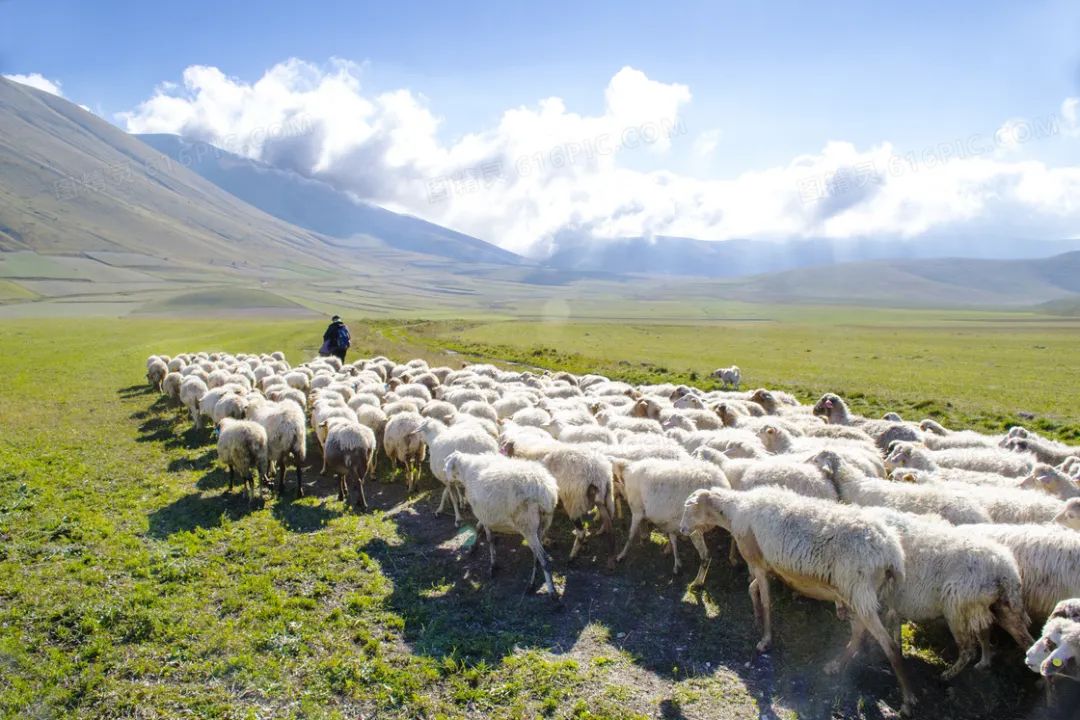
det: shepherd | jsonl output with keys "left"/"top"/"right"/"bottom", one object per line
{"left": 320, "top": 314, "right": 351, "bottom": 362}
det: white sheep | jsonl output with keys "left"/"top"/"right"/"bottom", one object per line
{"left": 616, "top": 458, "right": 730, "bottom": 583}
{"left": 1056, "top": 498, "right": 1080, "bottom": 531}
{"left": 710, "top": 365, "right": 741, "bottom": 390}
{"left": 320, "top": 419, "right": 377, "bottom": 509}
{"left": 162, "top": 372, "right": 183, "bottom": 404}
{"left": 415, "top": 417, "right": 499, "bottom": 525}
{"left": 177, "top": 376, "right": 207, "bottom": 424}
{"left": 865, "top": 507, "right": 1033, "bottom": 679}
{"left": 444, "top": 452, "right": 560, "bottom": 598}
{"left": 812, "top": 450, "right": 992, "bottom": 525}
{"left": 1020, "top": 463, "right": 1080, "bottom": 500}
{"left": 245, "top": 398, "right": 307, "bottom": 498}
{"left": 383, "top": 411, "right": 427, "bottom": 491}
{"left": 504, "top": 439, "right": 615, "bottom": 560}
{"left": 146, "top": 358, "right": 168, "bottom": 392}
{"left": 679, "top": 486, "right": 915, "bottom": 716}
{"left": 216, "top": 418, "right": 269, "bottom": 500}
{"left": 970, "top": 523, "right": 1080, "bottom": 619}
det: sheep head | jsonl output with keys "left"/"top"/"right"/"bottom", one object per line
{"left": 1055, "top": 498, "right": 1080, "bottom": 531}
{"left": 680, "top": 488, "right": 732, "bottom": 536}
{"left": 809, "top": 450, "right": 843, "bottom": 479}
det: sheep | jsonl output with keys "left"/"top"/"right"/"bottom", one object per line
{"left": 912, "top": 444, "right": 1036, "bottom": 479}
{"left": 864, "top": 508, "right": 1033, "bottom": 679}
{"left": 1026, "top": 617, "right": 1080, "bottom": 678}
{"left": 812, "top": 393, "right": 920, "bottom": 449}
{"left": 216, "top": 418, "right": 269, "bottom": 500}
{"left": 884, "top": 442, "right": 1029, "bottom": 490}
{"left": 196, "top": 385, "right": 243, "bottom": 430}
{"left": 917, "top": 419, "right": 996, "bottom": 450}
{"left": 710, "top": 365, "right": 741, "bottom": 390}
{"left": 320, "top": 419, "right": 377, "bottom": 509}
{"left": 550, "top": 419, "right": 614, "bottom": 445}
{"left": 443, "top": 452, "right": 560, "bottom": 598}
{"left": 162, "top": 372, "right": 183, "bottom": 403}
{"left": 459, "top": 400, "right": 498, "bottom": 425}
{"left": 245, "top": 398, "right": 307, "bottom": 498}
{"left": 1007, "top": 436, "right": 1080, "bottom": 469}
{"left": 312, "top": 401, "right": 358, "bottom": 450}
{"left": 146, "top": 358, "right": 168, "bottom": 392}
{"left": 211, "top": 392, "right": 248, "bottom": 425}
{"left": 738, "top": 457, "right": 839, "bottom": 500}
{"left": 616, "top": 458, "right": 729, "bottom": 583}
{"left": 755, "top": 423, "right": 884, "bottom": 478}
{"left": 504, "top": 441, "right": 615, "bottom": 560}
{"left": 1056, "top": 498, "right": 1080, "bottom": 531}
{"left": 679, "top": 486, "right": 915, "bottom": 716}
{"left": 970, "top": 523, "right": 1080, "bottom": 619}
{"left": 415, "top": 417, "right": 499, "bottom": 525}
{"left": 812, "top": 450, "right": 992, "bottom": 525}
{"left": 383, "top": 411, "right": 427, "bottom": 492}
{"left": 1020, "top": 464, "right": 1080, "bottom": 500}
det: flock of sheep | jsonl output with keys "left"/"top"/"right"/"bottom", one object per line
{"left": 145, "top": 351, "right": 1080, "bottom": 716}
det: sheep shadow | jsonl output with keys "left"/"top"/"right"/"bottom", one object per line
{"left": 146, "top": 490, "right": 260, "bottom": 538}
{"left": 118, "top": 384, "right": 152, "bottom": 398}
{"left": 270, "top": 494, "right": 343, "bottom": 534}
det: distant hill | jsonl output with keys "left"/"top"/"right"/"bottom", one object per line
{"left": 710, "top": 253, "right": 1080, "bottom": 307}
{"left": 136, "top": 133, "right": 523, "bottom": 266}
{"left": 543, "top": 234, "right": 1080, "bottom": 278}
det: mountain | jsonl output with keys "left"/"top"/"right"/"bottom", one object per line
{"left": 543, "top": 234, "right": 1080, "bottom": 278}
{"left": 0, "top": 76, "right": 343, "bottom": 273}
{"left": 709, "top": 252, "right": 1080, "bottom": 307}
{"left": 135, "top": 133, "right": 523, "bottom": 266}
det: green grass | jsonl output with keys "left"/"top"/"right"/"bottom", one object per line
{"left": 0, "top": 316, "right": 1075, "bottom": 719}
{"left": 135, "top": 288, "right": 314, "bottom": 314}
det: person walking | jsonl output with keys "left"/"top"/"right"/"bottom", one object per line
{"left": 320, "top": 315, "right": 351, "bottom": 362}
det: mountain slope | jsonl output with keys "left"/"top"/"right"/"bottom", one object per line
{"left": 0, "top": 76, "right": 346, "bottom": 274}
{"left": 135, "top": 133, "right": 523, "bottom": 266}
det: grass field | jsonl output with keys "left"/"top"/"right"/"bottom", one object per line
{"left": 1, "top": 315, "right": 1078, "bottom": 719}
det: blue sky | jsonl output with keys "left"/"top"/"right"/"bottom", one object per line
{"left": 3, "top": 0, "right": 1080, "bottom": 251}
{"left": 4, "top": 0, "right": 1077, "bottom": 170}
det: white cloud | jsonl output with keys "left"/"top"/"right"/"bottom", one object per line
{"left": 3, "top": 72, "right": 64, "bottom": 97}
{"left": 118, "top": 59, "right": 1080, "bottom": 255}
{"left": 693, "top": 129, "right": 722, "bottom": 158}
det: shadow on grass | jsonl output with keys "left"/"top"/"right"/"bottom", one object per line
{"left": 119, "top": 384, "right": 153, "bottom": 398}
{"left": 146, "top": 490, "right": 261, "bottom": 538}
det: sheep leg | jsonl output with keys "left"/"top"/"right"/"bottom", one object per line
{"left": 749, "top": 578, "right": 763, "bottom": 625}
{"left": 751, "top": 566, "right": 773, "bottom": 653}
{"left": 355, "top": 470, "right": 368, "bottom": 511}
{"left": 941, "top": 623, "right": 978, "bottom": 681}
{"left": 976, "top": 626, "right": 995, "bottom": 672}
{"left": 436, "top": 486, "right": 450, "bottom": 514}
{"left": 295, "top": 460, "right": 304, "bottom": 498}
{"left": 448, "top": 486, "right": 464, "bottom": 527}
{"left": 689, "top": 531, "right": 711, "bottom": 588}
{"left": 825, "top": 618, "right": 867, "bottom": 675}
{"left": 523, "top": 528, "right": 557, "bottom": 599}
{"left": 275, "top": 460, "right": 286, "bottom": 496}
{"left": 246, "top": 470, "right": 255, "bottom": 502}
{"left": 668, "top": 533, "right": 682, "bottom": 575}
{"left": 727, "top": 537, "right": 741, "bottom": 566}
{"left": 486, "top": 528, "right": 497, "bottom": 576}
{"left": 337, "top": 473, "right": 346, "bottom": 502}
{"left": 227, "top": 466, "right": 234, "bottom": 493}
{"left": 569, "top": 518, "right": 586, "bottom": 561}
{"left": 860, "top": 611, "right": 916, "bottom": 716}
{"left": 616, "top": 513, "right": 644, "bottom": 564}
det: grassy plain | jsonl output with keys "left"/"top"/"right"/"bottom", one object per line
{"left": 0, "top": 314, "right": 1077, "bottom": 719}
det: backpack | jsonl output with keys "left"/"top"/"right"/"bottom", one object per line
{"left": 331, "top": 323, "right": 351, "bottom": 350}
